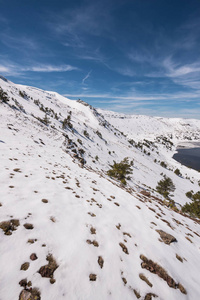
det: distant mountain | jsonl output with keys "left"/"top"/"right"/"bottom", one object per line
{"left": 0, "top": 76, "right": 200, "bottom": 300}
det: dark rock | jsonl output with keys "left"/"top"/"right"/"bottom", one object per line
{"left": 23, "top": 223, "right": 34, "bottom": 230}
{"left": 156, "top": 230, "right": 177, "bottom": 245}
{"left": 30, "top": 253, "right": 38, "bottom": 261}
{"left": 41, "top": 199, "right": 48, "bottom": 203}
{"left": 89, "top": 274, "right": 97, "bottom": 281}
{"left": 98, "top": 256, "right": 104, "bottom": 268}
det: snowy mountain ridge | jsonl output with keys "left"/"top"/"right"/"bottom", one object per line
{"left": 0, "top": 77, "right": 200, "bottom": 300}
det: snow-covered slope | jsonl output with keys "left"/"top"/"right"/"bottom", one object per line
{"left": 0, "top": 77, "right": 200, "bottom": 300}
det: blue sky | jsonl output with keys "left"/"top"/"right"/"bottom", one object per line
{"left": 0, "top": 0, "right": 200, "bottom": 118}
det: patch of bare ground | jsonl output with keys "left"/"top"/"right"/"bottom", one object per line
{"left": 128, "top": 286, "right": 141, "bottom": 299}
{"left": 140, "top": 254, "right": 187, "bottom": 294}
{"left": 144, "top": 293, "right": 158, "bottom": 300}
{"left": 38, "top": 254, "right": 58, "bottom": 283}
{"left": 90, "top": 226, "right": 96, "bottom": 234}
{"left": 20, "top": 262, "right": 30, "bottom": 271}
{"left": 185, "top": 236, "right": 193, "bottom": 243}
{"left": 88, "top": 212, "right": 96, "bottom": 217}
{"left": 0, "top": 219, "right": 20, "bottom": 235}
{"left": 139, "top": 273, "right": 153, "bottom": 287}
{"left": 86, "top": 239, "right": 99, "bottom": 247}
{"left": 116, "top": 223, "right": 121, "bottom": 230}
{"left": 161, "top": 219, "right": 174, "bottom": 229}
{"left": 176, "top": 254, "right": 183, "bottom": 263}
{"left": 123, "top": 232, "right": 131, "bottom": 238}
{"left": 119, "top": 243, "right": 129, "bottom": 254}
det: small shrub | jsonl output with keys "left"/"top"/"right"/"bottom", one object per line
{"left": 107, "top": 157, "right": 133, "bottom": 184}
{"left": 96, "top": 130, "right": 102, "bottom": 139}
{"left": 185, "top": 191, "right": 193, "bottom": 199}
{"left": 182, "top": 191, "right": 200, "bottom": 218}
{"left": 83, "top": 130, "right": 89, "bottom": 138}
{"left": 62, "top": 117, "right": 73, "bottom": 129}
{"left": 160, "top": 161, "right": 167, "bottom": 168}
{"left": 0, "top": 87, "right": 9, "bottom": 103}
{"left": 156, "top": 176, "right": 175, "bottom": 199}
{"left": 174, "top": 168, "right": 181, "bottom": 176}
{"left": 42, "top": 114, "right": 51, "bottom": 126}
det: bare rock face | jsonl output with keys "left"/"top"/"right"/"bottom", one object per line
{"left": 156, "top": 230, "right": 177, "bottom": 245}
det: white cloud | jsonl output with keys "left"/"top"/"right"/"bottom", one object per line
{"left": 82, "top": 70, "right": 92, "bottom": 84}
{"left": 30, "top": 64, "right": 78, "bottom": 72}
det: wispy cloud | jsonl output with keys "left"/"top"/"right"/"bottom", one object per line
{"left": 30, "top": 64, "right": 78, "bottom": 72}
{"left": 82, "top": 70, "right": 92, "bottom": 84}
{"left": 0, "top": 61, "right": 78, "bottom": 76}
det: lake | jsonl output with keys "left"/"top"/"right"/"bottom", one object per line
{"left": 173, "top": 147, "right": 200, "bottom": 171}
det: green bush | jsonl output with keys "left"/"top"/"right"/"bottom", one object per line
{"left": 0, "top": 87, "right": 9, "bottom": 103}
{"left": 182, "top": 193, "right": 200, "bottom": 218}
{"left": 186, "top": 191, "right": 193, "bottom": 199}
{"left": 83, "top": 130, "right": 89, "bottom": 138}
{"left": 42, "top": 114, "right": 51, "bottom": 126}
{"left": 62, "top": 117, "right": 73, "bottom": 129}
{"left": 174, "top": 168, "right": 181, "bottom": 176}
{"left": 156, "top": 176, "right": 175, "bottom": 199}
{"left": 96, "top": 130, "right": 102, "bottom": 139}
{"left": 160, "top": 161, "right": 167, "bottom": 168}
{"left": 107, "top": 157, "right": 133, "bottom": 184}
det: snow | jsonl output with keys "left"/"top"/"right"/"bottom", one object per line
{"left": 0, "top": 77, "right": 200, "bottom": 300}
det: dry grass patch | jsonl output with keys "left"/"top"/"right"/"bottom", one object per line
{"left": 139, "top": 273, "right": 153, "bottom": 287}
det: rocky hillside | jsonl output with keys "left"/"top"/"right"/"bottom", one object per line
{"left": 0, "top": 76, "right": 200, "bottom": 300}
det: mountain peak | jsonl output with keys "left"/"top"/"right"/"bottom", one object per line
{"left": 0, "top": 78, "right": 200, "bottom": 300}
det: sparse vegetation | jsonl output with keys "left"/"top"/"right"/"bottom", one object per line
{"left": 182, "top": 191, "right": 200, "bottom": 218}
{"left": 0, "top": 87, "right": 9, "bottom": 103}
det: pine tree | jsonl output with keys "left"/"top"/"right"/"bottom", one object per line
{"left": 156, "top": 176, "right": 175, "bottom": 199}
{"left": 107, "top": 157, "right": 133, "bottom": 184}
